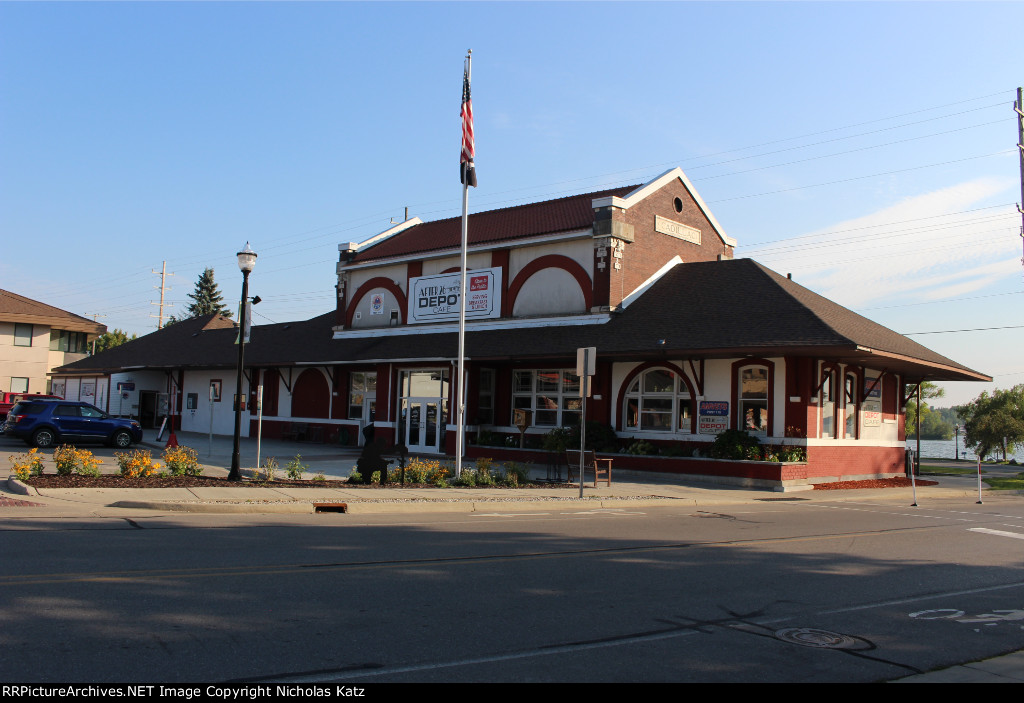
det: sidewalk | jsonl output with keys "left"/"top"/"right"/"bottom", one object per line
{"left": 2, "top": 429, "right": 1022, "bottom": 683}
{"left": 3, "top": 428, "right": 1012, "bottom": 515}
{"left": 3, "top": 429, "right": 1002, "bottom": 515}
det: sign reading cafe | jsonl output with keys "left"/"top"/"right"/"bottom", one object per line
{"left": 408, "top": 267, "right": 502, "bottom": 324}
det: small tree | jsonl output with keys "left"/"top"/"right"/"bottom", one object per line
{"left": 956, "top": 386, "right": 1024, "bottom": 461}
{"left": 185, "top": 268, "right": 232, "bottom": 319}
{"left": 94, "top": 328, "right": 137, "bottom": 354}
{"left": 904, "top": 381, "right": 945, "bottom": 438}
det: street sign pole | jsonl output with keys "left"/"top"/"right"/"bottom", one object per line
{"left": 576, "top": 347, "right": 596, "bottom": 499}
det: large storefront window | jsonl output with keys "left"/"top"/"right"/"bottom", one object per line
{"left": 820, "top": 367, "right": 837, "bottom": 438}
{"left": 844, "top": 372, "right": 858, "bottom": 439}
{"left": 623, "top": 368, "right": 692, "bottom": 432}
{"left": 349, "top": 372, "right": 376, "bottom": 422}
{"left": 739, "top": 366, "right": 769, "bottom": 436}
{"left": 478, "top": 369, "right": 495, "bottom": 425}
{"left": 513, "top": 369, "right": 581, "bottom": 427}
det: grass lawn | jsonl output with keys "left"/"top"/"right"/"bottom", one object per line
{"left": 982, "top": 472, "right": 1024, "bottom": 490}
{"left": 919, "top": 465, "right": 984, "bottom": 475}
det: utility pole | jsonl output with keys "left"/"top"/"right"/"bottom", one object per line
{"left": 85, "top": 313, "right": 107, "bottom": 355}
{"left": 150, "top": 261, "right": 174, "bottom": 329}
{"left": 1015, "top": 87, "right": 1024, "bottom": 276}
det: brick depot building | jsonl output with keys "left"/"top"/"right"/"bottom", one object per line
{"left": 53, "top": 168, "right": 988, "bottom": 489}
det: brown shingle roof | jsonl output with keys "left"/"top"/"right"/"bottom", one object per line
{"left": 55, "top": 261, "right": 988, "bottom": 383}
{"left": 351, "top": 185, "right": 638, "bottom": 262}
{"left": 0, "top": 289, "right": 106, "bottom": 335}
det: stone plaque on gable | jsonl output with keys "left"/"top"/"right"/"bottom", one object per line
{"left": 655, "top": 215, "right": 701, "bottom": 245}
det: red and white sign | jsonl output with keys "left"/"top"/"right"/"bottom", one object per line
{"left": 408, "top": 267, "right": 502, "bottom": 324}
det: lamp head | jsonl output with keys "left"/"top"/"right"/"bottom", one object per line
{"left": 237, "top": 243, "right": 258, "bottom": 273}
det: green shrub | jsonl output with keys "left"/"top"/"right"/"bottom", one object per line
{"left": 285, "top": 454, "right": 308, "bottom": 480}
{"left": 502, "top": 461, "right": 532, "bottom": 486}
{"left": 709, "top": 430, "right": 761, "bottom": 460}
{"left": 542, "top": 427, "right": 573, "bottom": 453}
{"left": 624, "top": 439, "right": 657, "bottom": 455}
{"left": 568, "top": 421, "right": 619, "bottom": 453}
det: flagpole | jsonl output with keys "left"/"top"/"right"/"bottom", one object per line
{"left": 455, "top": 49, "right": 473, "bottom": 479}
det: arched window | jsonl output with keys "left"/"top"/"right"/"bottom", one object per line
{"left": 739, "top": 366, "right": 769, "bottom": 436}
{"left": 623, "top": 368, "right": 692, "bottom": 432}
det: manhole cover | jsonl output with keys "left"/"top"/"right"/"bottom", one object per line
{"left": 773, "top": 627, "right": 871, "bottom": 650}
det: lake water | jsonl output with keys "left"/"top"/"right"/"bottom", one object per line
{"left": 906, "top": 438, "right": 1024, "bottom": 463}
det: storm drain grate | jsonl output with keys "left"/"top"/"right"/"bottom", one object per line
{"left": 314, "top": 503, "right": 348, "bottom": 513}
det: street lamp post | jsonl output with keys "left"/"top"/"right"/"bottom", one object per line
{"left": 229, "top": 243, "right": 257, "bottom": 481}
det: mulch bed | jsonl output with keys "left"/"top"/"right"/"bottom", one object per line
{"left": 813, "top": 477, "right": 938, "bottom": 490}
{"left": 19, "top": 475, "right": 937, "bottom": 491}
{"left": 22, "top": 475, "right": 350, "bottom": 489}
{"left": 18, "top": 475, "right": 566, "bottom": 489}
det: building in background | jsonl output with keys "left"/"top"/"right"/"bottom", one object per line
{"left": 0, "top": 289, "right": 106, "bottom": 398}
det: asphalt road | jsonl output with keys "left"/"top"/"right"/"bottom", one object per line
{"left": 3, "top": 495, "right": 1024, "bottom": 682}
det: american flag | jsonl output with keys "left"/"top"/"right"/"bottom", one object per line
{"left": 460, "top": 60, "right": 477, "bottom": 187}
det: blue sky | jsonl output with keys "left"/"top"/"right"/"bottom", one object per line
{"left": 1, "top": 1, "right": 1022, "bottom": 406}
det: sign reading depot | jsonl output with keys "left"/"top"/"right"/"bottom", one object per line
{"left": 698, "top": 400, "right": 729, "bottom": 434}
{"left": 409, "top": 267, "right": 502, "bottom": 324}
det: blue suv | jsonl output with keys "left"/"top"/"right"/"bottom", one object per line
{"left": 2, "top": 399, "right": 143, "bottom": 448}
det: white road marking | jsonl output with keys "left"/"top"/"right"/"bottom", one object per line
{"left": 968, "top": 527, "right": 1024, "bottom": 540}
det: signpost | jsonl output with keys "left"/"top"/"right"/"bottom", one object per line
{"left": 576, "top": 347, "right": 596, "bottom": 499}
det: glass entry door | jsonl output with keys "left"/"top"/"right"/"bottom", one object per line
{"left": 397, "top": 369, "right": 450, "bottom": 455}
{"left": 402, "top": 397, "right": 445, "bottom": 454}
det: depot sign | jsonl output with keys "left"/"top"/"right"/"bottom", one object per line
{"left": 408, "top": 268, "right": 502, "bottom": 324}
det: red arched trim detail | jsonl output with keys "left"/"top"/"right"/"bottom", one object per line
{"left": 615, "top": 361, "right": 697, "bottom": 434}
{"left": 440, "top": 267, "right": 463, "bottom": 274}
{"left": 345, "top": 277, "right": 408, "bottom": 328}
{"left": 506, "top": 255, "right": 592, "bottom": 317}
{"left": 730, "top": 357, "right": 776, "bottom": 437}
{"left": 292, "top": 368, "right": 331, "bottom": 419}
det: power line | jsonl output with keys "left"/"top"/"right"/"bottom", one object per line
{"left": 903, "top": 324, "right": 1024, "bottom": 335}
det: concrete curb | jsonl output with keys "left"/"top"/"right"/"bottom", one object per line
{"left": 5, "top": 476, "right": 35, "bottom": 496}
{"left": 102, "top": 496, "right": 695, "bottom": 515}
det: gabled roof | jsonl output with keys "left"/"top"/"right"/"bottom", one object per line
{"left": 592, "top": 167, "right": 737, "bottom": 247}
{"left": 349, "top": 184, "right": 638, "bottom": 264}
{"left": 54, "top": 260, "right": 989, "bottom": 383}
{"left": 0, "top": 289, "right": 107, "bottom": 335}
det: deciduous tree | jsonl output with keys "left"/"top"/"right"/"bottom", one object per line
{"left": 956, "top": 385, "right": 1024, "bottom": 461}
{"left": 904, "top": 381, "right": 945, "bottom": 438}
{"left": 93, "top": 329, "right": 137, "bottom": 354}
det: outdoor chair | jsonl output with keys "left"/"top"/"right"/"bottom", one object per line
{"left": 565, "top": 449, "right": 612, "bottom": 487}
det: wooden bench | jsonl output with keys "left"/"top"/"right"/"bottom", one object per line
{"left": 565, "top": 450, "right": 612, "bottom": 487}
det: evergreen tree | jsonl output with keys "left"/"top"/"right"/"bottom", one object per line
{"left": 185, "top": 268, "right": 232, "bottom": 319}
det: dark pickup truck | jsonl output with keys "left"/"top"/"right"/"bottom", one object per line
{"left": 0, "top": 392, "right": 62, "bottom": 422}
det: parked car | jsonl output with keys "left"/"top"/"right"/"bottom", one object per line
{"left": 2, "top": 400, "right": 143, "bottom": 448}
{"left": 0, "top": 392, "right": 63, "bottom": 422}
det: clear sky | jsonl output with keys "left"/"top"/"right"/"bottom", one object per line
{"left": 1, "top": 1, "right": 1022, "bottom": 407}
